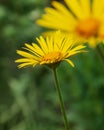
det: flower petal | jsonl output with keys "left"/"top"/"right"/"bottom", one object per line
{"left": 64, "top": 59, "right": 75, "bottom": 67}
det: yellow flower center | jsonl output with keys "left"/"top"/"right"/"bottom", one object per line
{"left": 41, "top": 52, "right": 63, "bottom": 64}
{"left": 75, "top": 18, "right": 100, "bottom": 38}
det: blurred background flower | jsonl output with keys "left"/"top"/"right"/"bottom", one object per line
{"left": 37, "top": 0, "right": 104, "bottom": 48}
{"left": 0, "top": 0, "right": 104, "bottom": 130}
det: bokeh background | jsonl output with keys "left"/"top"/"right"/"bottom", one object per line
{"left": 0, "top": 0, "right": 104, "bottom": 130}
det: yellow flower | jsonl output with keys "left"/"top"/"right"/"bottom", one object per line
{"left": 15, "top": 31, "right": 86, "bottom": 68}
{"left": 36, "top": 0, "right": 104, "bottom": 47}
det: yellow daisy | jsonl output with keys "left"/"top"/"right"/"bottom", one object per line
{"left": 36, "top": 0, "right": 104, "bottom": 47}
{"left": 15, "top": 31, "right": 86, "bottom": 68}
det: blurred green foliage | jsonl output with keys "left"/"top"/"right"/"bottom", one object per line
{"left": 0, "top": 0, "right": 104, "bottom": 130}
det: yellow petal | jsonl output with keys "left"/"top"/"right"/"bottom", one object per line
{"left": 92, "top": 0, "right": 104, "bottom": 18}
{"left": 52, "top": 1, "right": 76, "bottom": 22}
{"left": 36, "top": 36, "right": 48, "bottom": 53}
{"left": 65, "top": 0, "right": 84, "bottom": 19}
{"left": 32, "top": 43, "right": 44, "bottom": 56}
{"left": 36, "top": 1, "right": 77, "bottom": 31}
{"left": 64, "top": 59, "right": 75, "bottom": 67}
{"left": 18, "top": 62, "right": 37, "bottom": 68}
{"left": 80, "top": 0, "right": 91, "bottom": 18}
{"left": 16, "top": 50, "right": 35, "bottom": 59}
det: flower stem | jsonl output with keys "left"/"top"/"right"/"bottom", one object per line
{"left": 52, "top": 68, "right": 69, "bottom": 130}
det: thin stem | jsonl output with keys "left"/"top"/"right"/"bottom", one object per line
{"left": 96, "top": 44, "right": 104, "bottom": 64}
{"left": 52, "top": 68, "right": 69, "bottom": 130}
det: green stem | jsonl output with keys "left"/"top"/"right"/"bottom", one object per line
{"left": 52, "top": 68, "right": 69, "bottom": 130}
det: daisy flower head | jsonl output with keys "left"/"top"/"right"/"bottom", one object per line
{"left": 15, "top": 31, "right": 86, "bottom": 69}
{"left": 36, "top": 0, "right": 104, "bottom": 48}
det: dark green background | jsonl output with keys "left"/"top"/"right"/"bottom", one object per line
{"left": 0, "top": 0, "right": 104, "bottom": 130}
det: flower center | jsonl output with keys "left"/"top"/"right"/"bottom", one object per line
{"left": 75, "top": 18, "right": 100, "bottom": 38}
{"left": 41, "top": 52, "right": 63, "bottom": 64}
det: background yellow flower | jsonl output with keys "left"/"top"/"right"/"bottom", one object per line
{"left": 37, "top": 0, "right": 104, "bottom": 47}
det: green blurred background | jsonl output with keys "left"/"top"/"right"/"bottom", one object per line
{"left": 0, "top": 0, "right": 104, "bottom": 130}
